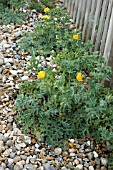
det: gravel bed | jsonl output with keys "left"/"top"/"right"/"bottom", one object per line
{"left": 0, "top": 2, "right": 109, "bottom": 170}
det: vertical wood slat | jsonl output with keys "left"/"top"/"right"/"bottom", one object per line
{"left": 91, "top": 0, "right": 103, "bottom": 44}
{"left": 75, "top": 0, "right": 83, "bottom": 28}
{"left": 82, "top": 0, "right": 92, "bottom": 40}
{"left": 72, "top": 0, "right": 79, "bottom": 22}
{"left": 70, "top": 0, "right": 75, "bottom": 18}
{"left": 104, "top": 8, "right": 113, "bottom": 62}
{"left": 100, "top": 0, "right": 113, "bottom": 55}
{"left": 94, "top": 0, "right": 109, "bottom": 51}
{"left": 67, "top": 1, "right": 72, "bottom": 13}
{"left": 86, "top": 0, "right": 97, "bottom": 41}
{"left": 79, "top": 0, "right": 87, "bottom": 30}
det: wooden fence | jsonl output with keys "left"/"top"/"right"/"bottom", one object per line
{"left": 64, "top": 0, "right": 113, "bottom": 86}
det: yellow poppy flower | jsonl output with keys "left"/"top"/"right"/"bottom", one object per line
{"left": 57, "top": 54, "right": 61, "bottom": 57}
{"left": 53, "top": 57, "right": 56, "bottom": 60}
{"left": 37, "top": 71, "right": 46, "bottom": 79}
{"left": 108, "top": 95, "right": 111, "bottom": 100}
{"left": 44, "top": 7, "right": 50, "bottom": 12}
{"left": 73, "top": 34, "right": 79, "bottom": 40}
{"left": 76, "top": 72, "right": 83, "bottom": 82}
{"left": 43, "top": 15, "right": 50, "bottom": 20}
{"left": 40, "top": 50, "right": 44, "bottom": 53}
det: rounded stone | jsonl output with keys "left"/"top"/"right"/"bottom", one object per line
{"left": 76, "top": 164, "right": 83, "bottom": 170}
{"left": 54, "top": 147, "right": 62, "bottom": 156}
{"left": 70, "top": 153, "right": 76, "bottom": 157}
{"left": 0, "top": 167, "right": 4, "bottom": 170}
{"left": 8, "top": 158, "right": 13, "bottom": 165}
{"left": 100, "top": 158, "right": 108, "bottom": 166}
{"left": 21, "top": 76, "right": 29, "bottom": 81}
{"left": 0, "top": 58, "right": 4, "bottom": 66}
{"left": 93, "top": 151, "right": 98, "bottom": 158}
{"left": 10, "top": 152, "right": 16, "bottom": 158}
{"left": 89, "top": 166, "right": 94, "bottom": 170}
{"left": 3, "top": 149, "right": 10, "bottom": 156}
{"left": 13, "top": 156, "right": 21, "bottom": 164}
{"left": 13, "top": 165, "right": 21, "bottom": 170}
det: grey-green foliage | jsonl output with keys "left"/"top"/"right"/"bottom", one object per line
{"left": 0, "top": 0, "right": 26, "bottom": 24}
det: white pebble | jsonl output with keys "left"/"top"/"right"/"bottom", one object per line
{"left": 89, "top": 166, "right": 94, "bottom": 170}
{"left": 76, "top": 164, "right": 83, "bottom": 170}
{"left": 93, "top": 151, "right": 98, "bottom": 158}
{"left": 21, "top": 76, "right": 29, "bottom": 81}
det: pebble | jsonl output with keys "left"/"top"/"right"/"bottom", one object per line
{"left": 13, "top": 156, "right": 21, "bottom": 164}
{"left": 21, "top": 76, "right": 29, "bottom": 81}
{"left": 93, "top": 151, "right": 98, "bottom": 158}
{"left": 76, "top": 164, "right": 83, "bottom": 170}
{"left": 54, "top": 147, "right": 62, "bottom": 156}
{"left": 89, "top": 166, "right": 94, "bottom": 170}
{"left": 70, "top": 153, "right": 76, "bottom": 157}
{"left": 0, "top": 58, "right": 4, "bottom": 65}
{"left": 44, "top": 163, "right": 56, "bottom": 170}
{"left": 3, "top": 149, "right": 10, "bottom": 156}
{"left": 10, "top": 70, "right": 18, "bottom": 75}
{"left": 14, "top": 31, "right": 22, "bottom": 37}
{"left": 3, "top": 44, "right": 11, "bottom": 48}
{"left": 100, "top": 157, "right": 108, "bottom": 166}
{"left": 24, "top": 164, "right": 36, "bottom": 170}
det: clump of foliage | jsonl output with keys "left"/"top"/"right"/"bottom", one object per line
{"left": 27, "top": 0, "right": 56, "bottom": 12}
{"left": 19, "top": 7, "right": 90, "bottom": 57}
{"left": 16, "top": 7, "right": 113, "bottom": 167}
{"left": 0, "top": 0, "right": 26, "bottom": 24}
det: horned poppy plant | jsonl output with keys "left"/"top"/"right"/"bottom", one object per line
{"left": 43, "top": 15, "right": 50, "bottom": 20}
{"left": 44, "top": 7, "right": 50, "bottom": 12}
{"left": 37, "top": 71, "right": 46, "bottom": 79}
{"left": 76, "top": 72, "right": 83, "bottom": 82}
{"left": 73, "top": 34, "right": 79, "bottom": 40}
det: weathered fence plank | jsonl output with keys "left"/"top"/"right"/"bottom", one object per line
{"left": 100, "top": 0, "right": 113, "bottom": 55}
{"left": 79, "top": 0, "right": 87, "bottom": 30}
{"left": 86, "top": 0, "right": 97, "bottom": 41}
{"left": 82, "top": 0, "right": 92, "bottom": 40}
{"left": 94, "top": 0, "right": 109, "bottom": 51}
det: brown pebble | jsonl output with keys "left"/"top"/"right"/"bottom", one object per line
{"left": 6, "top": 140, "right": 13, "bottom": 147}
{"left": 13, "top": 156, "right": 21, "bottom": 163}
{"left": 65, "top": 158, "right": 71, "bottom": 162}
{"left": 101, "top": 167, "right": 107, "bottom": 170}
{"left": 74, "top": 159, "right": 79, "bottom": 165}
{"left": 84, "top": 167, "right": 88, "bottom": 170}
{"left": 31, "top": 138, "right": 36, "bottom": 144}
{"left": 62, "top": 151, "right": 68, "bottom": 157}
{"left": 77, "top": 152, "right": 86, "bottom": 159}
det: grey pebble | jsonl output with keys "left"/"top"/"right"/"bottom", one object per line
{"left": 24, "top": 164, "right": 36, "bottom": 170}
{"left": 44, "top": 163, "right": 56, "bottom": 170}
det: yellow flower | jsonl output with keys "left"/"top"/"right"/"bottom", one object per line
{"left": 40, "top": 50, "right": 44, "bottom": 53}
{"left": 73, "top": 34, "right": 79, "bottom": 40}
{"left": 76, "top": 72, "right": 83, "bottom": 82}
{"left": 57, "top": 53, "right": 61, "bottom": 57}
{"left": 53, "top": 57, "right": 56, "bottom": 60}
{"left": 58, "top": 113, "right": 65, "bottom": 117}
{"left": 44, "top": 7, "right": 50, "bottom": 12}
{"left": 43, "top": 15, "right": 50, "bottom": 20}
{"left": 37, "top": 71, "right": 46, "bottom": 79}
{"left": 108, "top": 95, "right": 111, "bottom": 100}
